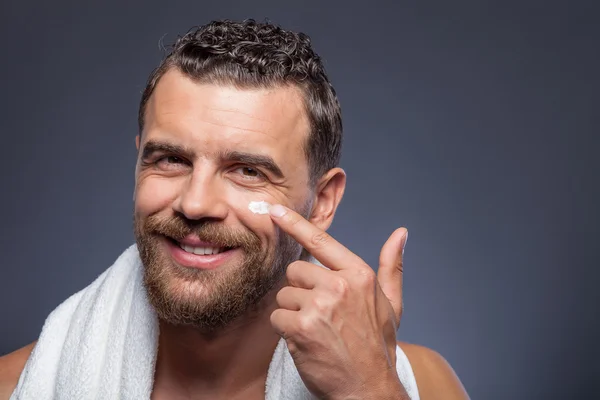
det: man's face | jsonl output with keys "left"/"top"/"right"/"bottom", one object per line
{"left": 134, "top": 70, "right": 312, "bottom": 332}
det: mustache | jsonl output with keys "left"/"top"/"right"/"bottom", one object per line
{"left": 142, "top": 214, "right": 260, "bottom": 249}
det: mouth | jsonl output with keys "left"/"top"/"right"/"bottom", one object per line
{"left": 163, "top": 237, "right": 239, "bottom": 270}
{"left": 175, "top": 241, "right": 234, "bottom": 256}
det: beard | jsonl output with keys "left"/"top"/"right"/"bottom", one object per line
{"left": 134, "top": 212, "right": 303, "bottom": 333}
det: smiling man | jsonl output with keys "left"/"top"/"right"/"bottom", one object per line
{"left": 0, "top": 20, "right": 468, "bottom": 399}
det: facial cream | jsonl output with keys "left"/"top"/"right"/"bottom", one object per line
{"left": 248, "top": 200, "right": 271, "bottom": 214}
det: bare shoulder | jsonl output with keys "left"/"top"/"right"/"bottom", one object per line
{"left": 398, "top": 341, "right": 469, "bottom": 400}
{"left": 0, "top": 342, "right": 36, "bottom": 400}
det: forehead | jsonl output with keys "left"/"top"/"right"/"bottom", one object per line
{"left": 143, "top": 69, "right": 310, "bottom": 170}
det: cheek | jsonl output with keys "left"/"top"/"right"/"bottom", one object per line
{"left": 225, "top": 190, "right": 281, "bottom": 245}
{"left": 135, "top": 176, "right": 180, "bottom": 216}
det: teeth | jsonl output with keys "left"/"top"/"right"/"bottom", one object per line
{"left": 180, "top": 244, "right": 224, "bottom": 255}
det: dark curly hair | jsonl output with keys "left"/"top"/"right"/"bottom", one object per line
{"left": 138, "top": 19, "right": 343, "bottom": 186}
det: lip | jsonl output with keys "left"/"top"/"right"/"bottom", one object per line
{"left": 178, "top": 235, "right": 222, "bottom": 248}
{"left": 164, "top": 238, "right": 239, "bottom": 270}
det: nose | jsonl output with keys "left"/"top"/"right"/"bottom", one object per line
{"left": 172, "top": 169, "right": 229, "bottom": 221}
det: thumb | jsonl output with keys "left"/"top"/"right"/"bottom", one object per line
{"left": 377, "top": 227, "right": 408, "bottom": 325}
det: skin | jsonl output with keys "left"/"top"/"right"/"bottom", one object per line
{"left": 0, "top": 70, "right": 469, "bottom": 399}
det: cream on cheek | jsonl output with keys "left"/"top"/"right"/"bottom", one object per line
{"left": 248, "top": 200, "right": 272, "bottom": 214}
{"left": 226, "top": 193, "right": 279, "bottom": 246}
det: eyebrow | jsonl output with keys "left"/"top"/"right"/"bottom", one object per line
{"left": 141, "top": 140, "right": 285, "bottom": 179}
{"left": 141, "top": 140, "right": 195, "bottom": 161}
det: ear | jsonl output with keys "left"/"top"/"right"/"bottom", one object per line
{"left": 136, "top": 134, "right": 140, "bottom": 150}
{"left": 308, "top": 167, "right": 346, "bottom": 231}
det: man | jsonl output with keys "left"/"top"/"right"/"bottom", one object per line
{"left": 0, "top": 20, "right": 468, "bottom": 399}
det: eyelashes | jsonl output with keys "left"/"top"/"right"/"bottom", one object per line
{"left": 233, "top": 166, "right": 265, "bottom": 180}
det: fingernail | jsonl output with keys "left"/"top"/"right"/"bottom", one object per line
{"left": 402, "top": 230, "right": 408, "bottom": 255}
{"left": 269, "top": 204, "right": 288, "bottom": 217}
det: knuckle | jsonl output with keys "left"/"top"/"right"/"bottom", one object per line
{"left": 287, "top": 213, "right": 302, "bottom": 227}
{"left": 297, "top": 314, "right": 317, "bottom": 336}
{"left": 309, "top": 231, "right": 331, "bottom": 249}
{"left": 311, "top": 296, "right": 330, "bottom": 313}
{"left": 355, "top": 268, "right": 377, "bottom": 289}
{"left": 331, "top": 277, "right": 350, "bottom": 296}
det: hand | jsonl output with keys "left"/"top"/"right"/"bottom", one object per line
{"left": 268, "top": 204, "right": 409, "bottom": 399}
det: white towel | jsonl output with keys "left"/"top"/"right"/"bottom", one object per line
{"left": 11, "top": 245, "right": 420, "bottom": 400}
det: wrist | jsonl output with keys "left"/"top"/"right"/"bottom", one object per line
{"left": 373, "top": 369, "right": 410, "bottom": 400}
{"left": 330, "top": 369, "right": 409, "bottom": 400}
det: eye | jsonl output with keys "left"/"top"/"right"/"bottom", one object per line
{"left": 234, "top": 166, "right": 264, "bottom": 180}
{"left": 155, "top": 155, "right": 188, "bottom": 170}
{"left": 161, "top": 156, "right": 183, "bottom": 164}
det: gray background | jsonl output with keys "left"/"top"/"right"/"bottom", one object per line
{"left": 1, "top": 1, "right": 598, "bottom": 399}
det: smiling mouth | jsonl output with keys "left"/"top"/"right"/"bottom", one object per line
{"left": 166, "top": 237, "right": 236, "bottom": 256}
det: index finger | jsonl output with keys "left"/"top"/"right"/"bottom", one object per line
{"left": 268, "top": 204, "right": 366, "bottom": 271}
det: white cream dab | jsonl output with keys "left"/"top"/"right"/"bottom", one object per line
{"left": 248, "top": 201, "right": 271, "bottom": 214}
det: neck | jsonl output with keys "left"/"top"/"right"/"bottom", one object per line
{"left": 152, "top": 286, "right": 283, "bottom": 399}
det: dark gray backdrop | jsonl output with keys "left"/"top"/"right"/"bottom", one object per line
{"left": 1, "top": 1, "right": 598, "bottom": 399}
